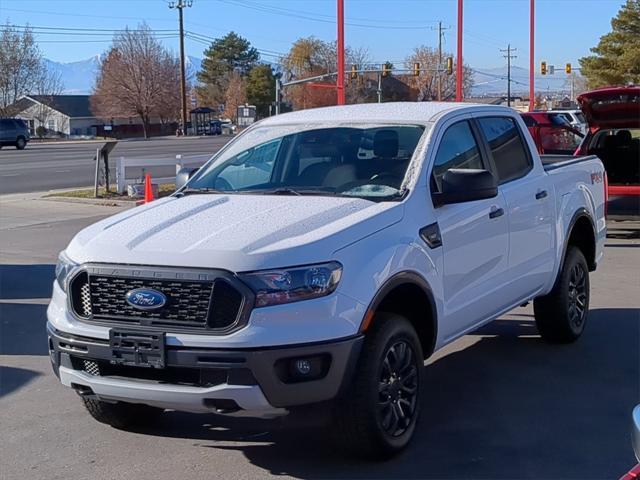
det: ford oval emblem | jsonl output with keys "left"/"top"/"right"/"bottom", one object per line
{"left": 125, "top": 288, "right": 167, "bottom": 310}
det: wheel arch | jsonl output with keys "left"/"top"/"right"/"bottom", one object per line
{"left": 564, "top": 209, "right": 597, "bottom": 272}
{"left": 359, "top": 272, "right": 438, "bottom": 359}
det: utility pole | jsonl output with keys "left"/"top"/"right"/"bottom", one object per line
{"left": 336, "top": 0, "right": 345, "bottom": 105}
{"left": 377, "top": 71, "right": 382, "bottom": 103}
{"left": 500, "top": 44, "right": 517, "bottom": 107}
{"left": 432, "top": 21, "right": 450, "bottom": 101}
{"left": 456, "top": 0, "right": 463, "bottom": 102}
{"left": 529, "top": 0, "right": 535, "bottom": 111}
{"left": 169, "top": 0, "right": 192, "bottom": 135}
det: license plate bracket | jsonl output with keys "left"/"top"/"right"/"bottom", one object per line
{"left": 109, "top": 329, "right": 165, "bottom": 368}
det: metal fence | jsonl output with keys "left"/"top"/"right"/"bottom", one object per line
{"left": 115, "top": 154, "right": 207, "bottom": 193}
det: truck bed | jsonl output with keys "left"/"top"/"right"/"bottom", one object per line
{"left": 541, "top": 154, "right": 600, "bottom": 171}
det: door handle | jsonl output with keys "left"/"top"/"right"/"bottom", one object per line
{"left": 535, "top": 190, "right": 548, "bottom": 200}
{"left": 489, "top": 207, "right": 504, "bottom": 219}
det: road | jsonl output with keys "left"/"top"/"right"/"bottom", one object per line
{"left": 1, "top": 198, "right": 639, "bottom": 479}
{"left": 0, "top": 136, "right": 230, "bottom": 194}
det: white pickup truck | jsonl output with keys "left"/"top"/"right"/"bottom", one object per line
{"left": 48, "top": 103, "right": 606, "bottom": 457}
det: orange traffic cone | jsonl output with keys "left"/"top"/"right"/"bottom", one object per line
{"left": 144, "top": 173, "right": 154, "bottom": 203}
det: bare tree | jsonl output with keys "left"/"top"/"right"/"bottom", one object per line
{"left": 91, "top": 24, "right": 182, "bottom": 138}
{"left": 33, "top": 68, "right": 65, "bottom": 136}
{"left": 404, "top": 46, "right": 473, "bottom": 101}
{"left": 223, "top": 71, "right": 246, "bottom": 122}
{"left": 0, "top": 24, "right": 43, "bottom": 114}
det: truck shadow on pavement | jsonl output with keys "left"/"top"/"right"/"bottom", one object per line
{"left": 0, "top": 366, "right": 42, "bottom": 399}
{"left": 133, "top": 307, "right": 639, "bottom": 479}
{"left": 0, "top": 264, "right": 54, "bottom": 356}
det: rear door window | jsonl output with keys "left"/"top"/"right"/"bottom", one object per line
{"left": 431, "top": 121, "right": 484, "bottom": 192}
{"left": 477, "top": 117, "right": 533, "bottom": 184}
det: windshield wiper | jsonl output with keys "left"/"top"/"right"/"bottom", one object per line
{"left": 253, "top": 187, "right": 338, "bottom": 196}
{"left": 174, "top": 187, "right": 225, "bottom": 197}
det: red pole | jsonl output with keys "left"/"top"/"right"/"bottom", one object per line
{"left": 456, "top": 0, "right": 463, "bottom": 102}
{"left": 337, "top": 0, "right": 345, "bottom": 105}
{"left": 529, "top": 0, "right": 535, "bottom": 111}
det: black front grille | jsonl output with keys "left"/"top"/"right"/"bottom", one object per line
{"left": 68, "top": 269, "right": 247, "bottom": 332}
{"left": 90, "top": 276, "right": 213, "bottom": 326}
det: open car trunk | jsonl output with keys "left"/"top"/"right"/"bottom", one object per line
{"left": 577, "top": 86, "right": 640, "bottom": 219}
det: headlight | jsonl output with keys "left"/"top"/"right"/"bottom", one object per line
{"left": 240, "top": 262, "right": 342, "bottom": 307}
{"left": 55, "top": 251, "right": 78, "bottom": 292}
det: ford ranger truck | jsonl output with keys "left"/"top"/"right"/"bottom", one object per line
{"left": 47, "top": 103, "right": 606, "bottom": 458}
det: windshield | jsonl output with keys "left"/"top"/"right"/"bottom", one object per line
{"left": 186, "top": 124, "right": 425, "bottom": 200}
{"left": 548, "top": 113, "right": 572, "bottom": 126}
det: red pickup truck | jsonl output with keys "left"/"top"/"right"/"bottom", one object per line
{"left": 575, "top": 86, "right": 640, "bottom": 219}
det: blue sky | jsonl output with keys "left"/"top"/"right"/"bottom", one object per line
{"left": 0, "top": 0, "right": 624, "bottom": 69}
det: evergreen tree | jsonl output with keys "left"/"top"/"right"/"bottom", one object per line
{"left": 245, "top": 64, "right": 275, "bottom": 118}
{"left": 196, "top": 32, "right": 258, "bottom": 107}
{"left": 579, "top": 0, "right": 640, "bottom": 88}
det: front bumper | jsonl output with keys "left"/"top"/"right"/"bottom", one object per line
{"left": 48, "top": 323, "right": 363, "bottom": 416}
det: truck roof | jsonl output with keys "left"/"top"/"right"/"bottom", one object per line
{"left": 258, "top": 101, "right": 511, "bottom": 126}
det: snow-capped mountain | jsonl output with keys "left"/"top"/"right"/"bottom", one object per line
{"left": 470, "top": 65, "right": 572, "bottom": 97}
{"left": 46, "top": 55, "right": 572, "bottom": 97}
{"left": 46, "top": 55, "right": 203, "bottom": 94}
{"left": 44, "top": 56, "right": 102, "bottom": 94}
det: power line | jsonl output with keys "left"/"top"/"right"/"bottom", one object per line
{"left": 216, "top": 0, "right": 439, "bottom": 30}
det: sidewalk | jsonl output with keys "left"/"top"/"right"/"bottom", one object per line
{"left": 0, "top": 191, "right": 129, "bottom": 230}
{"left": 0, "top": 191, "right": 129, "bottom": 263}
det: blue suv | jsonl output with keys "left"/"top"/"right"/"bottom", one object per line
{"left": 0, "top": 118, "right": 30, "bottom": 150}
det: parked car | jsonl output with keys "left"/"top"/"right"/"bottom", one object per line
{"left": 620, "top": 404, "right": 640, "bottom": 480}
{"left": 48, "top": 102, "right": 606, "bottom": 458}
{"left": 521, "top": 111, "right": 585, "bottom": 155}
{"left": 575, "top": 86, "right": 640, "bottom": 220}
{"left": 220, "top": 121, "right": 237, "bottom": 135}
{"left": 547, "top": 109, "right": 589, "bottom": 134}
{"left": 0, "top": 117, "right": 30, "bottom": 150}
{"left": 209, "top": 120, "right": 222, "bottom": 135}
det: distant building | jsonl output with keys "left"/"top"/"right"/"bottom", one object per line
{"left": 7, "top": 95, "right": 100, "bottom": 137}
{"left": 6, "top": 95, "right": 176, "bottom": 138}
{"left": 237, "top": 104, "right": 257, "bottom": 127}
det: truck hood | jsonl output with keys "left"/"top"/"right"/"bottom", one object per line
{"left": 66, "top": 194, "right": 404, "bottom": 271}
{"left": 577, "top": 86, "right": 640, "bottom": 130}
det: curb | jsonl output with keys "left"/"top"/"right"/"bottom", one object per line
{"left": 41, "top": 196, "right": 135, "bottom": 208}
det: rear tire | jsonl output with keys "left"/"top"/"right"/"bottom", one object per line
{"left": 333, "top": 313, "right": 424, "bottom": 459}
{"left": 81, "top": 397, "right": 163, "bottom": 429}
{"left": 534, "top": 247, "right": 590, "bottom": 343}
{"left": 16, "top": 137, "right": 26, "bottom": 150}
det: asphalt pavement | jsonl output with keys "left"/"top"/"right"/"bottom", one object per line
{"left": 0, "top": 198, "right": 639, "bottom": 479}
{"left": 0, "top": 136, "right": 231, "bottom": 194}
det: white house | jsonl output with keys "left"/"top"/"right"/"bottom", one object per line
{"left": 8, "top": 95, "right": 104, "bottom": 137}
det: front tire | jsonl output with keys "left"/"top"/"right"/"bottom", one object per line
{"left": 333, "top": 313, "right": 424, "bottom": 458}
{"left": 16, "top": 137, "right": 26, "bottom": 150}
{"left": 81, "top": 397, "right": 163, "bottom": 429}
{"left": 534, "top": 247, "right": 590, "bottom": 343}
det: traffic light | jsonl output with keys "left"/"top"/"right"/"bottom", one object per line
{"left": 446, "top": 57, "right": 453, "bottom": 75}
{"left": 540, "top": 61, "right": 547, "bottom": 75}
{"left": 382, "top": 62, "right": 391, "bottom": 78}
{"left": 350, "top": 65, "right": 358, "bottom": 81}
{"left": 413, "top": 62, "right": 421, "bottom": 76}
{"left": 565, "top": 63, "right": 572, "bottom": 74}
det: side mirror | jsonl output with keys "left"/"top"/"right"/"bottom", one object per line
{"left": 176, "top": 167, "right": 199, "bottom": 190}
{"left": 432, "top": 169, "right": 498, "bottom": 207}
